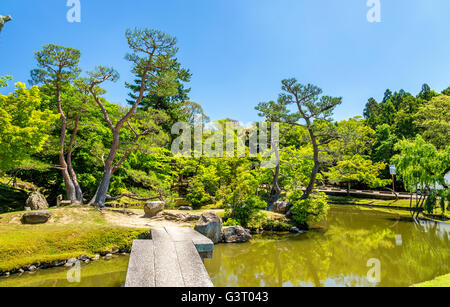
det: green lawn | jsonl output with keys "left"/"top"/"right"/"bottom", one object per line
{"left": 328, "top": 196, "right": 450, "bottom": 220}
{"left": 0, "top": 208, "right": 148, "bottom": 272}
{"left": 411, "top": 274, "right": 450, "bottom": 287}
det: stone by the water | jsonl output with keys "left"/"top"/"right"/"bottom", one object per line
{"left": 222, "top": 226, "right": 252, "bottom": 243}
{"left": 194, "top": 211, "right": 223, "bottom": 244}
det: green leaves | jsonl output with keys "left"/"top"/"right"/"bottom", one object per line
{"left": 30, "top": 44, "right": 81, "bottom": 86}
{"left": 325, "top": 154, "right": 389, "bottom": 190}
{"left": 0, "top": 83, "right": 58, "bottom": 171}
{"left": 0, "top": 75, "right": 12, "bottom": 88}
{"left": 392, "top": 136, "right": 450, "bottom": 193}
{"left": 414, "top": 94, "right": 450, "bottom": 149}
{"left": 256, "top": 78, "right": 342, "bottom": 124}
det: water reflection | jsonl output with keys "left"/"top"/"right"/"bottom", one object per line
{"left": 205, "top": 206, "right": 450, "bottom": 287}
{"left": 1, "top": 206, "right": 448, "bottom": 287}
{"left": 0, "top": 255, "right": 129, "bottom": 287}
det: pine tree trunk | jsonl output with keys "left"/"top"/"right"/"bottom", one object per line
{"left": 93, "top": 168, "right": 113, "bottom": 208}
{"left": 301, "top": 127, "right": 320, "bottom": 200}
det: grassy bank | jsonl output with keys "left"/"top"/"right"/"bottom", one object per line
{"left": 328, "top": 196, "right": 450, "bottom": 220}
{"left": 0, "top": 208, "right": 148, "bottom": 272}
{"left": 411, "top": 274, "right": 450, "bottom": 287}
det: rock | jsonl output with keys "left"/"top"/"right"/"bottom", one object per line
{"left": 79, "top": 255, "right": 89, "bottom": 261}
{"left": 105, "top": 254, "right": 113, "bottom": 260}
{"left": 111, "top": 246, "right": 119, "bottom": 254}
{"left": 272, "top": 201, "right": 289, "bottom": 214}
{"left": 194, "top": 211, "right": 223, "bottom": 244}
{"left": 18, "top": 269, "right": 24, "bottom": 274}
{"left": 25, "top": 191, "right": 49, "bottom": 210}
{"left": 182, "top": 214, "right": 200, "bottom": 222}
{"left": 92, "top": 254, "right": 100, "bottom": 261}
{"left": 290, "top": 227, "right": 306, "bottom": 234}
{"left": 222, "top": 226, "right": 252, "bottom": 243}
{"left": 21, "top": 211, "right": 51, "bottom": 224}
{"left": 24, "top": 207, "right": 31, "bottom": 211}
{"left": 4, "top": 272, "right": 10, "bottom": 277}
{"left": 160, "top": 211, "right": 200, "bottom": 222}
{"left": 65, "top": 258, "right": 78, "bottom": 267}
{"left": 143, "top": 201, "right": 165, "bottom": 217}
{"left": 179, "top": 206, "right": 193, "bottom": 211}
{"left": 28, "top": 265, "right": 37, "bottom": 272}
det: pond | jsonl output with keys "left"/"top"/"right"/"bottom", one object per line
{"left": 0, "top": 205, "right": 448, "bottom": 287}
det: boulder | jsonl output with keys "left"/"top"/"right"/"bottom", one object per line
{"left": 25, "top": 191, "right": 49, "bottom": 210}
{"left": 194, "top": 211, "right": 223, "bottom": 244}
{"left": 160, "top": 211, "right": 200, "bottom": 222}
{"left": 222, "top": 226, "right": 252, "bottom": 243}
{"left": 272, "top": 201, "right": 288, "bottom": 214}
{"left": 143, "top": 201, "right": 165, "bottom": 217}
{"left": 178, "top": 206, "right": 193, "bottom": 211}
{"left": 21, "top": 211, "right": 51, "bottom": 224}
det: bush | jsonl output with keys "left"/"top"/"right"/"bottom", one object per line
{"left": 289, "top": 190, "right": 329, "bottom": 228}
{"left": 186, "top": 179, "right": 211, "bottom": 209}
{"left": 223, "top": 218, "right": 240, "bottom": 226}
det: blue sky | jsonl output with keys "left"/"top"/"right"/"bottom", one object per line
{"left": 1, "top": 0, "right": 450, "bottom": 123}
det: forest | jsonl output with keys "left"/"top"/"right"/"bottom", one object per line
{"left": 1, "top": 28, "right": 449, "bottom": 230}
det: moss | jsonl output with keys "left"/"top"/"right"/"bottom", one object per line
{"left": 0, "top": 208, "right": 147, "bottom": 272}
{"left": 0, "top": 225, "right": 147, "bottom": 272}
{"left": 411, "top": 274, "right": 450, "bottom": 287}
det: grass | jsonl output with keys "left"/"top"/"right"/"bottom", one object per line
{"left": 0, "top": 208, "right": 148, "bottom": 272}
{"left": 328, "top": 196, "right": 450, "bottom": 220}
{"left": 411, "top": 274, "right": 450, "bottom": 287}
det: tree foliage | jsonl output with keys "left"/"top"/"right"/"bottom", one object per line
{"left": 0, "top": 83, "right": 58, "bottom": 171}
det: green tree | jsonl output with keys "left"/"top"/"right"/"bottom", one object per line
{"left": 325, "top": 155, "right": 389, "bottom": 195}
{"left": 392, "top": 136, "right": 449, "bottom": 193}
{"left": 0, "top": 83, "right": 58, "bottom": 171}
{"left": 326, "top": 117, "right": 375, "bottom": 162}
{"left": 414, "top": 94, "right": 450, "bottom": 149}
{"left": 0, "top": 75, "right": 12, "bottom": 87}
{"left": 256, "top": 79, "right": 342, "bottom": 201}
{"left": 30, "top": 44, "right": 83, "bottom": 202}
{"left": 84, "top": 28, "right": 182, "bottom": 208}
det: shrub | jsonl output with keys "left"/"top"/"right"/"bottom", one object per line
{"left": 289, "top": 190, "right": 329, "bottom": 229}
{"left": 186, "top": 179, "right": 211, "bottom": 209}
{"left": 223, "top": 218, "right": 240, "bottom": 227}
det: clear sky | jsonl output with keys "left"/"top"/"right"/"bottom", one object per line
{"left": 1, "top": 0, "right": 450, "bottom": 123}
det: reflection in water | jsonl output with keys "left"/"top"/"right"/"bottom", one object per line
{"left": 0, "top": 255, "right": 129, "bottom": 287}
{"left": 1, "top": 206, "right": 448, "bottom": 287}
{"left": 204, "top": 206, "right": 450, "bottom": 287}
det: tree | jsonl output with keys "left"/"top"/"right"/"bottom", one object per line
{"left": 392, "top": 136, "right": 449, "bottom": 216}
{"left": 256, "top": 79, "right": 342, "bottom": 201}
{"left": 325, "top": 155, "right": 389, "bottom": 195}
{"left": 84, "top": 28, "right": 182, "bottom": 208}
{"left": 326, "top": 117, "right": 375, "bottom": 162}
{"left": 0, "top": 83, "right": 58, "bottom": 171}
{"left": 30, "top": 44, "right": 83, "bottom": 202}
{"left": 0, "top": 75, "right": 12, "bottom": 87}
{"left": 126, "top": 60, "right": 192, "bottom": 132}
{"left": 414, "top": 94, "right": 450, "bottom": 149}
{"left": 392, "top": 136, "right": 449, "bottom": 193}
{"left": 0, "top": 15, "right": 12, "bottom": 36}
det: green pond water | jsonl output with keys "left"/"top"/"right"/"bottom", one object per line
{"left": 1, "top": 205, "right": 449, "bottom": 287}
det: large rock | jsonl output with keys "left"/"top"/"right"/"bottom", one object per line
{"left": 194, "top": 211, "right": 222, "bottom": 244}
{"left": 272, "top": 201, "right": 288, "bottom": 214}
{"left": 25, "top": 191, "right": 49, "bottom": 210}
{"left": 222, "top": 226, "right": 252, "bottom": 243}
{"left": 22, "top": 211, "right": 51, "bottom": 224}
{"left": 144, "top": 201, "right": 165, "bottom": 217}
